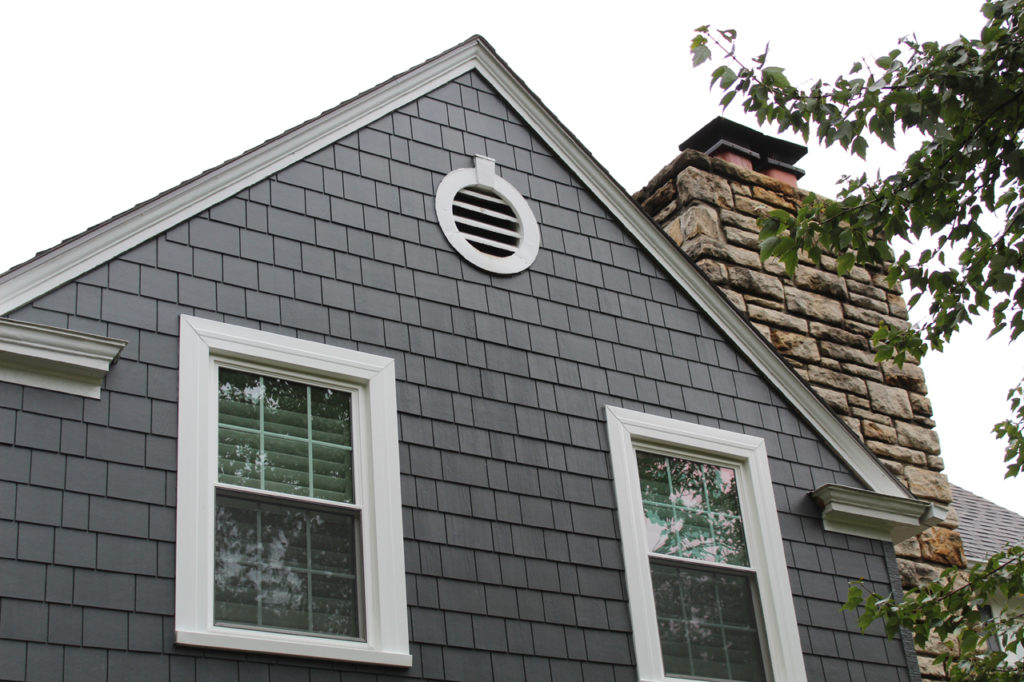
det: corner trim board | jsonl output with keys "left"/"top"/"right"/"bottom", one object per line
{"left": 0, "top": 317, "right": 126, "bottom": 398}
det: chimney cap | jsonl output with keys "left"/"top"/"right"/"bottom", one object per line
{"left": 680, "top": 117, "right": 807, "bottom": 178}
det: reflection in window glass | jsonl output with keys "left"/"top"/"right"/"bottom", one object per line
{"left": 214, "top": 495, "right": 360, "bottom": 638}
{"left": 639, "top": 452, "right": 767, "bottom": 681}
{"left": 637, "top": 452, "right": 747, "bottom": 565}
{"left": 218, "top": 369, "right": 353, "bottom": 503}
{"left": 652, "top": 562, "right": 766, "bottom": 682}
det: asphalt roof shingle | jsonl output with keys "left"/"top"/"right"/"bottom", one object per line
{"left": 951, "top": 484, "right": 1024, "bottom": 563}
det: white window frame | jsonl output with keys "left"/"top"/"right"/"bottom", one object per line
{"left": 175, "top": 315, "right": 410, "bottom": 666}
{"left": 605, "top": 406, "right": 807, "bottom": 682}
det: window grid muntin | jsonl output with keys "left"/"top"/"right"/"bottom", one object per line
{"left": 213, "top": 365, "right": 364, "bottom": 641}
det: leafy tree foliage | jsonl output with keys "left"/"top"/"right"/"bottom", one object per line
{"left": 692, "top": 2, "right": 1024, "bottom": 679}
{"left": 846, "top": 547, "right": 1024, "bottom": 681}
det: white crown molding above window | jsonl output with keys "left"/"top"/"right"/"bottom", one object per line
{"left": 0, "top": 317, "right": 126, "bottom": 399}
{"left": 812, "top": 484, "right": 947, "bottom": 543}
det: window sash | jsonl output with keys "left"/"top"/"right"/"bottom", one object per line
{"left": 649, "top": 559, "right": 768, "bottom": 682}
{"left": 213, "top": 367, "right": 363, "bottom": 641}
{"left": 214, "top": 492, "right": 363, "bottom": 640}
{"left": 217, "top": 368, "right": 355, "bottom": 504}
{"left": 638, "top": 450, "right": 768, "bottom": 681}
{"left": 637, "top": 451, "right": 749, "bottom": 567}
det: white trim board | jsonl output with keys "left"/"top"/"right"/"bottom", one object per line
{"left": 813, "top": 484, "right": 947, "bottom": 543}
{"left": 0, "top": 36, "right": 909, "bottom": 500}
{"left": 0, "top": 317, "right": 126, "bottom": 399}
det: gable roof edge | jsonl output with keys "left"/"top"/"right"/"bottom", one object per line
{"left": 0, "top": 37, "right": 908, "bottom": 500}
{"left": 0, "top": 37, "right": 488, "bottom": 314}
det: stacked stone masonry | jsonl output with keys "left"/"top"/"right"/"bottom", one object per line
{"left": 635, "top": 149, "right": 965, "bottom": 680}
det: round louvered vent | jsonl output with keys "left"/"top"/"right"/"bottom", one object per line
{"left": 435, "top": 156, "right": 540, "bottom": 274}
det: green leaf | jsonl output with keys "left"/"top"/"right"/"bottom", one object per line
{"left": 691, "top": 43, "right": 712, "bottom": 67}
{"left": 836, "top": 252, "right": 856, "bottom": 275}
{"left": 852, "top": 136, "right": 868, "bottom": 160}
{"left": 762, "top": 65, "right": 790, "bottom": 87}
{"left": 711, "top": 65, "right": 738, "bottom": 88}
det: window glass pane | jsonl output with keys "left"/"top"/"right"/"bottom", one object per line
{"left": 218, "top": 369, "right": 262, "bottom": 430}
{"left": 312, "top": 443, "right": 354, "bottom": 503}
{"left": 263, "top": 433, "right": 311, "bottom": 497}
{"left": 310, "top": 385, "right": 351, "bottom": 446}
{"left": 638, "top": 452, "right": 748, "bottom": 566}
{"left": 214, "top": 494, "right": 361, "bottom": 639}
{"left": 217, "top": 369, "right": 354, "bottom": 503}
{"left": 651, "top": 561, "right": 767, "bottom": 682}
{"left": 218, "top": 428, "right": 262, "bottom": 489}
{"left": 263, "top": 376, "right": 309, "bottom": 439}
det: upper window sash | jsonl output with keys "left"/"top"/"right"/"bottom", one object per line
{"left": 605, "top": 406, "right": 807, "bottom": 682}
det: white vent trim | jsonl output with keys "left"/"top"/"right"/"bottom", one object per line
{"left": 435, "top": 155, "right": 540, "bottom": 274}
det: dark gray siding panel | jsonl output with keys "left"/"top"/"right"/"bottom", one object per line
{"left": 0, "top": 69, "right": 913, "bottom": 681}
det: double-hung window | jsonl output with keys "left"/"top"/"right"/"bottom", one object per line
{"left": 606, "top": 406, "right": 806, "bottom": 682}
{"left": 175, "top": 316, "right": 409, "bottom": 665}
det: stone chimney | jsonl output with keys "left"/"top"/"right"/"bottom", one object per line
{"left": 635, "top": 119, "right": 962, "bottom": 680}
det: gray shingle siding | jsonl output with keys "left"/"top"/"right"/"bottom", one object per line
{"left": 0, "top": 70, "right": 914, "bottom": 681}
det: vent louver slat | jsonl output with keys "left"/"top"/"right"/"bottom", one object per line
{"left": 461, "top": 232, "right": 519, "bottom": 255}
{"left": 453, "top": 187, "right": 521, "bottom": 257}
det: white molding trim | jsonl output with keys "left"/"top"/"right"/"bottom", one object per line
{"left": 813, "top": 484, "right": 946, "bottom": 543}
{"left": 0, "top": 35, "right": 907, "bottom": 500}
{"left": 175, "top": 316, "right": 410, "bottom": 666}
{"left": 605, "top": 406, "right": 807, "bottom": 682}
{"left": 0, "top": 317, "right": 126, "bottom": 399}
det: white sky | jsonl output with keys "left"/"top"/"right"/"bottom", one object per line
{"left": 2, "top": 1, "right": 1020, "bottom": 514}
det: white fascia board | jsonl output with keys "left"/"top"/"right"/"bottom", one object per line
{"left": 0, "top": 36, "right": 907, "bottom": 499}
{"left": 0, "top": 317, "right": 126, "bottom": 398}
{"left": 813, "top": 484, "right": 947, "bottom": 543}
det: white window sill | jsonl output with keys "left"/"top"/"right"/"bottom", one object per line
{"left": 175, "top": 626, "right": 413, "bottom": 666}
